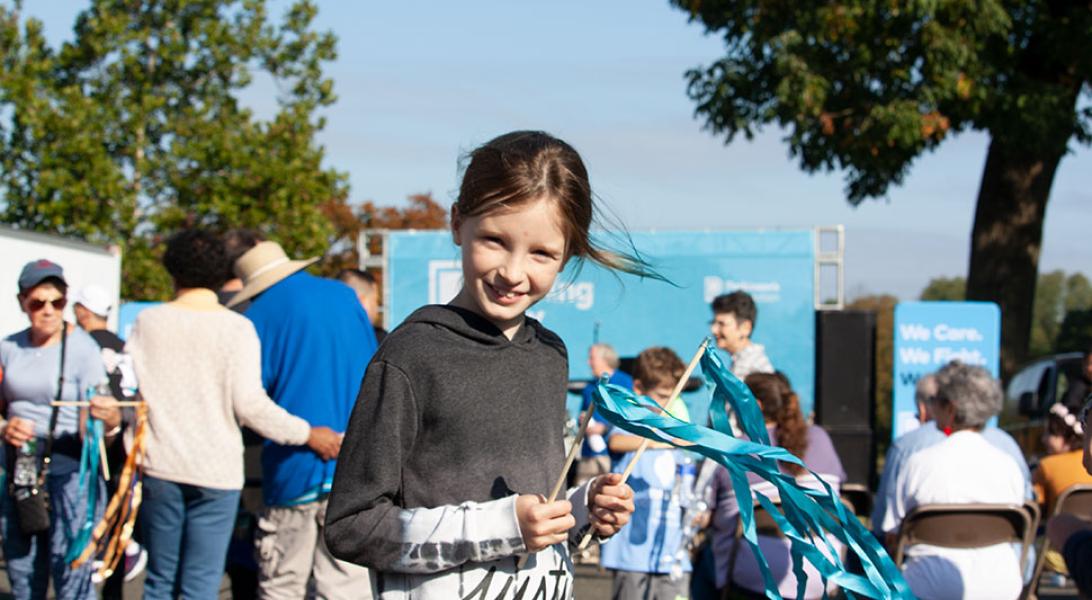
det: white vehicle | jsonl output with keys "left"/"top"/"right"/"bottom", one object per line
{"left": 0, "top": 225, "right": 122, "bottom": 336}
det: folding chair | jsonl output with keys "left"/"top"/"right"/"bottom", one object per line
{"left": 840, "top": 483, "right": 873, "bottom": 519}
{"left": 892, "top": 503, "right": 1038, "bottom": 571}
{"left": 1023, "top": 483, "right": 1092, "bottom": 600}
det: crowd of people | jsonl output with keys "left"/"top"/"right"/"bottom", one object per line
{"left": 0, "top": 128, "right": 1089, "bottom": 600}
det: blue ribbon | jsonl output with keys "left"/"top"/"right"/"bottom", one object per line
{"left": 591, "top": 339, "right": 912, "bottom": 600}
{"left": 64, "top": 416, "right": 102, "bottom": 564}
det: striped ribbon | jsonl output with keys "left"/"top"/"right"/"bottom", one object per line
{"left": 590, "top": 339, "right": 913, "bottom": 600}
{"left": 70, "top": 402, "right": 148, "bottom": 577}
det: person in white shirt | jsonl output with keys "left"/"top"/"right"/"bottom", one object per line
{"left": 883, "top": 361, "right": 1026, "bottom": 600}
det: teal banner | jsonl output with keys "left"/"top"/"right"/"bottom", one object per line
{"left": 892, "top": 301, "right": 1001, "bottom": 439}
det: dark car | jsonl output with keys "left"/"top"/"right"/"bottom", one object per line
{"left": 1000, "top": 352, "right": 1085, "bottom": 461}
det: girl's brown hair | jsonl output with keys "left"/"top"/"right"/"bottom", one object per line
{"left": 745, "top": 372, "right": 809, "bottom": 476}
{"left": 1046, "top": 397, "right": 1084, "bottom": 451}
{"left": 455, "top": 130, "right": 660, "bottom": 279}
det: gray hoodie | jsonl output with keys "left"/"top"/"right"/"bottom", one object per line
{"left": 326, "top": 305, "right": 592, "bottom": 599}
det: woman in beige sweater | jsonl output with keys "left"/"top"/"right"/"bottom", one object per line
{"left": 127, "top": 229, "right": 340, "bottom": 600}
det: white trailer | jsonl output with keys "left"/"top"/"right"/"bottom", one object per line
{"left": 0, "top": 226, "right": 122, "bottom": 336}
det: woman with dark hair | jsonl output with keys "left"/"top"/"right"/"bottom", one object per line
{"left": 126, "top": 229, "right": 341, "bottom": 599}
{"left": 0, "top": 259, "right": 113, "bottom": 599}
{"left": 692, "top": 372, "right": 846, "bottom": 599}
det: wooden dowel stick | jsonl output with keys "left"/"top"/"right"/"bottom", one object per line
{"left": 99, "top": 437, "right": 111, "bottom": 482}
{"left": 50, "top": 401, "right": 142, "bottom": 407}
{"left": 576, "top": 340, "right": 707, "bottom": 551}
{"left": 547, "top": 404, "right": 596, "bottom": 503}
{"left": 517, "top": 402, "right": 599, "bottom": 568}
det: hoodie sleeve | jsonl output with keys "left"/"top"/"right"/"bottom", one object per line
{"left": 325, "top": 360, "right": 528, "bottom": 573}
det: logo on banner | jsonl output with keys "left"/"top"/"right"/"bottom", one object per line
{"left": 546, "top": 281, "right": 595, "bottom": 310}
{"left": 428, "top": 260, "right": 462, "bottom": 305}
{"left": 703, "top": 277, "right": 782, "bottom": 303}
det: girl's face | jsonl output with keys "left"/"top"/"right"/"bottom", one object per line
{"left": 451, "top": 197, "right": 567, "bottom": 339}
{"left": 1042, "top": 429, "right": 1071, "bottom": 455}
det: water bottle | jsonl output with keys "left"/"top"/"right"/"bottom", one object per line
{"left": 675, "top": 451, "right": 697, "bottom": 508}
{"left": 88, "top": 381, "right": 113, "bottom": 401}
{"left": 667, "top": 452, "right": 697, "bottom": 580}
{"left": 12, "top": 438, "right": 39, "bottom": 487}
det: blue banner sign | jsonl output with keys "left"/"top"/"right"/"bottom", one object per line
{"left": 386, "top": 230, "right": 817, "bottom": 417}
{"left": 117, "top": 301, "right": 160, "bottom": 341}
{"left": 892, "top": 301, "right": 1001, "bottom": 440}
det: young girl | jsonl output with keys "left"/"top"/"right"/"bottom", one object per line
{"left": 325, "top": 131, "right": 641, "bottom": 599}
{"left": 1033, "top": 398, "right": 1092, "bottom": 575}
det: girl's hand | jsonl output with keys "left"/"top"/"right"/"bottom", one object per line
{"left": 3, "top": 417, "right": 35, "bottom": 447}
{"left": 89, "top": 396, "right": 122, "bottom": 431}
{"left": 515, "top": 494, "right": 575, "bottom": 552}
{"left": 588, "top": 473, "right": 634, "bottom": 538}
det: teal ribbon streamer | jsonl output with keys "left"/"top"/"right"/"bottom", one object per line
{"left": 64, "top": 417, "right": 102, "bottom": 564}
{"left": 591, "top": 339, "right": 913, "bottom": 600}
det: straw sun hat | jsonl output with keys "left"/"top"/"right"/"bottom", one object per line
{"left": 226, "top": 241, "right": 318, "bottom": 307}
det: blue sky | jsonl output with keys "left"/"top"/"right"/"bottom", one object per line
{"left": 28, "top": 1, "right": 1092, "bottom": 299}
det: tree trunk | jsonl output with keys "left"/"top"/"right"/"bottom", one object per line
{"left": 966, "top": 136, "right": 1068, "bottom": 380}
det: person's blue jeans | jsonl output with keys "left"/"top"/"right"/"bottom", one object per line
{"left": 141, "top": 475, "right": 241, "bottom": 600}
{"left": 0, "top": 465, "right": 99, "bottom": 600}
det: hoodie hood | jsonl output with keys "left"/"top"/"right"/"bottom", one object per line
{"left": 400, "top": 304, "right": 546, "bottom": 347}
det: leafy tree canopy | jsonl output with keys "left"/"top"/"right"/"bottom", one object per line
{"left": 0, "top": 0, "right": 345, "bottom": 300}
{"left": 672, "top": 0, "right": 1090, "bottom": 200}
{"left": 672, "top": 0, "right": 1091, "bottom": 376}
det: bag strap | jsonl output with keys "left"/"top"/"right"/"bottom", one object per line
{"left": 38, "top": 324, "right": 67, "bottom": 483}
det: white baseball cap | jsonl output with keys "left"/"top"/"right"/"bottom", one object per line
{"left": 73, "top": 284, "right": 112, "bottom": 317}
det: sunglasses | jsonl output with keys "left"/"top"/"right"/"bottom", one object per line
{"left": 27, "top": 298, "right": 66, "bottom": 312}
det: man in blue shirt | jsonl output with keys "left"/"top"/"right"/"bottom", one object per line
{"left": 229, "top": 241, "right": 378, "bottom": 600}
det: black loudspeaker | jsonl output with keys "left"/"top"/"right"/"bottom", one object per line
{"left": 815, "top": 310, "right": 877, "bottom": 488}
{"left": 815, "top": 311, "right": 876, "bottom": 429}
{"left": 825, "top": 426, "right": 874, "bottom": 488}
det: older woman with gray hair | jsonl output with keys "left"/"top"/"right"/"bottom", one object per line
{"left": 885, "top": 361, "right": 1027, "bottom": 599}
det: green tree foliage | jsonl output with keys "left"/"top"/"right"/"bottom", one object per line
{"left": 0, "top": 1, "right": 345, "bottom": 300}
{"left": 846, "top": 294, "right": 896, "bottom": 471}
{"left": 1065, "top": 273, "right": 1092, "bottom": 313}
{"left": 671, "top": 0, "right": 1091, "bottom": 377}
{"left": 1031, "top": 270, "right": 1067, "bottom": 356}
{"left": 919, "top": 276, "right": 965, "bottom": 301}
{"left": 918, "top": 271, "right": 1092, "bottom": 357}
{"left": 1056, "top": 310, "right": 1092, "bottom": 354}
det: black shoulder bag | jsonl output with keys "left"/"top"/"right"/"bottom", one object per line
{"left": 10, "top": 325, "right": 66, "bottom": 536}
